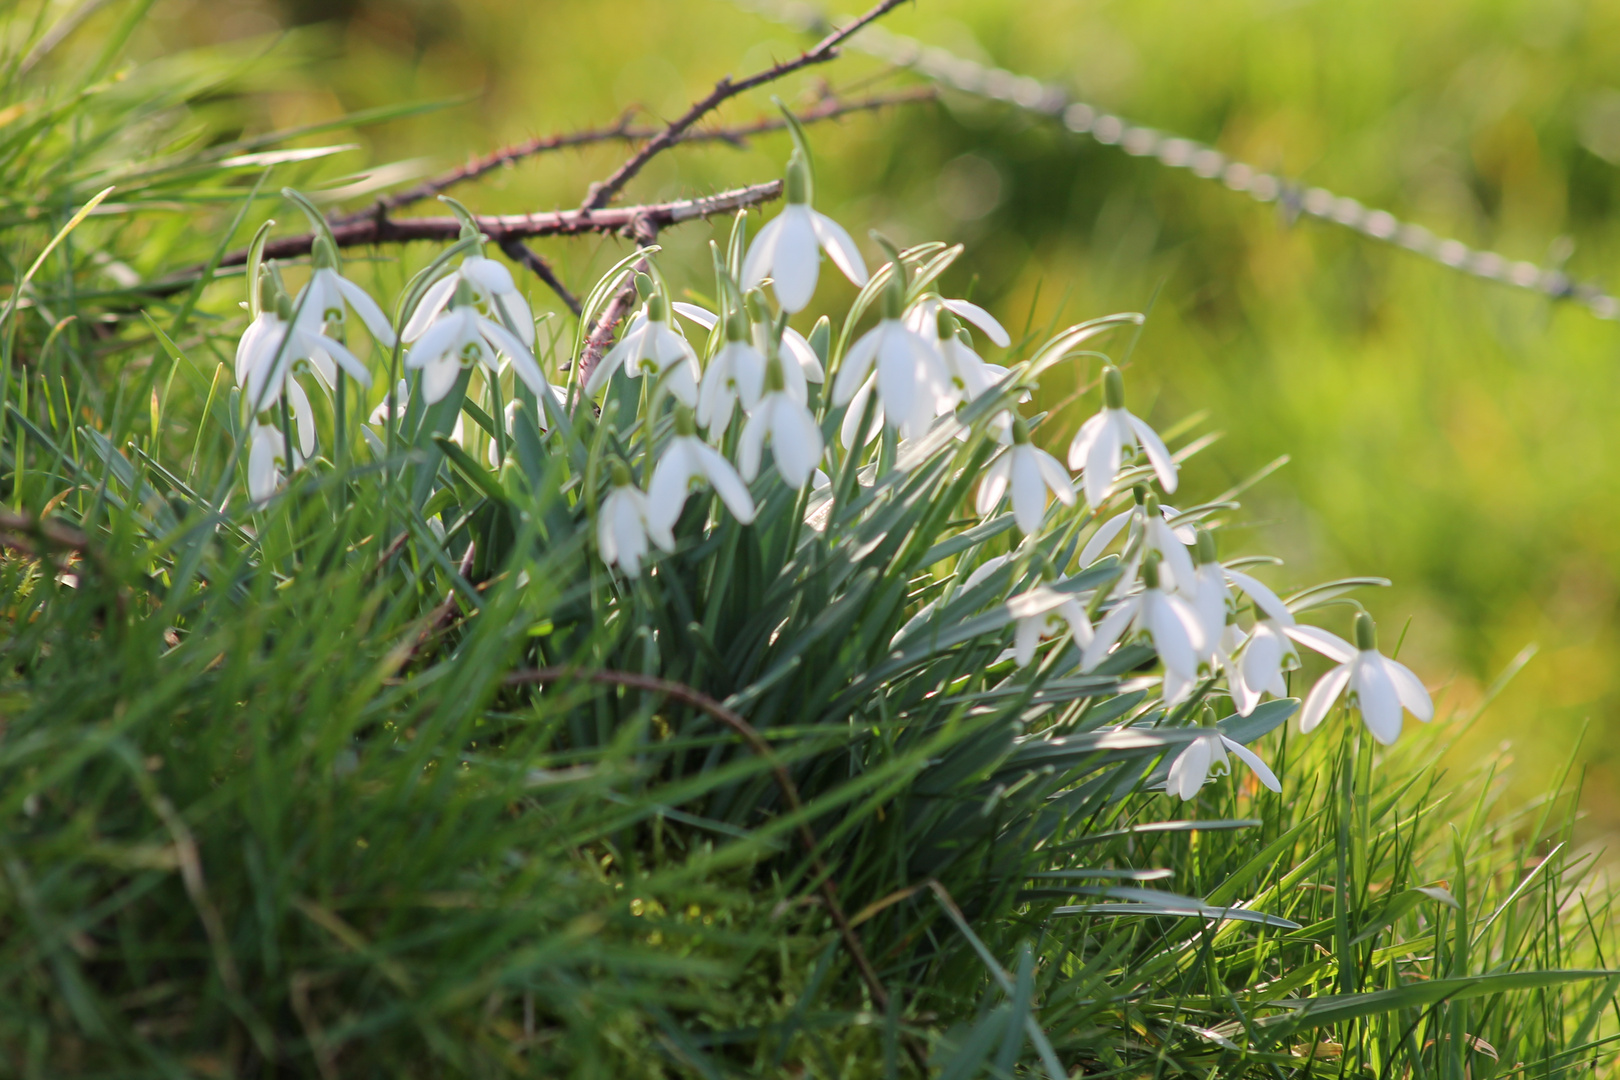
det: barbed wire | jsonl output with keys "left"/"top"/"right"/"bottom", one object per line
{"left": 729, "top": 0, "right": 1620, "bottom": 322}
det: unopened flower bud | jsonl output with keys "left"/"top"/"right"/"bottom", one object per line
{"left": 1195, "top": 527, "right": 1216, "bottom": 566}
{"left": 784, "top": 151, "right": 810, "bottom": 205}
{"left": 1133, "top": 483, "right": 1149, "bottom": 505}
{"left": 1143, "top": 493, "right": 1161, "bottom": 518}
{"left": 725, "top": 311, "right": 748, "bottom": 342}
{"left": 1010, "top": 417, "right": 1032, "bottom": 445}
{"left": 312, "top": 235, "right": 338, "bottom": 269}
{"left": 1142, "top": 551, "right": 1163, "bottom": 590}
{"left": 882, "top": 267, "right": 905, "bottom": 320}
{"left": 1353, "top": 611, "right": 1377, "bottom": 652}
{"left": 635, "top": 272, "right": 655, "bottom": 301}
{"left": 745, "top": 289, "right": 770, "bottom": 323}
{"left": 647, "top": 293, "right": 668, "bottom": 323}
{"left": 1102, "top": 365, "right": 1125, "bottom": 410}
{"left": 610, "top": 459, "right": 632, "bottom": 488}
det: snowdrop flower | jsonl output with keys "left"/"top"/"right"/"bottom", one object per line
{"left": 1082, "top": 553, "right": 1206, "bottom": 701}
{"left": 674, "top": 300, "right": 825, "bottom": 384}
{"left": 1165, "top": 729, "right": 1281, "bottom": 801}
{"left": 585, "top": 293, "right": 700, "bottom": 406}
{"left": 236, "top": 278, "right": 372, "bottom": 417}
{"left": 597, "top": 461, "right": 674, "bottom": 578}
{"left": 1084, "top": 490, "right": 1199, "bottom": 597}
{"left": 696, "top": 312, "right": 767, "bottom": 434}
{"left": 739, "top": 354, "right": 824, "bottom": 489}
{"left": 1068, "top": 365, "right": 1178, "bottom": 507}
{"left": 1189, "top": 529, "right": 1296, "bottom": 652}
{"left": 906, "top": 297, "right": 1013, "bottom": 411}
{"left": 295, "top": 236, "right": 397, "bottom": 348}
{"left": 246, "top": 420, "right": 295, "bottom": 502}
{"left": 741, "top": 152, "right": 868, "bottom": 312}
{"left": 832, "top": 273, "right": 949, "bottom": 439}
{"left": 404, "top": 253, "right": 536, "bottom": 347}
{"left": 975, "top": 418, "right": 1076, "bottom": 534}
{"left": 647, "top": 407, "right": 757, "bottom": 533}
{"left": 405, "top": 280, "right": 551, "bottom": 405}
{"left": 1299, "top": 613, "right": 1433, "bottom": 745}
{"left": 1006, "top": 583, "right": 1094, "bottom": 667}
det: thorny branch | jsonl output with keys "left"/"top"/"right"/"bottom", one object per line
{"left": 577, "top": 216, "right": 658, "bottom": 389}
{"left": 502, "top": 666, "right": 929, "bottom": 1072}
{"left": 330, "top": 89, "right": 932, "bottom": 228}
{"left": 580, "top": 0, "right": 912, "bottom": 210}
{"left": 143, "top": 183, "right": 782, "bottom": 297}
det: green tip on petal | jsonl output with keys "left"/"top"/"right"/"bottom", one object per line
{"left": 725, "top": 311, "right": 748, "bottom": 342}
{"left": 610, "top": 459, "right": 632, "bottom": 488}
{"left": 1195, "top": 527, "right": 1216, "bottom": 566}
{"left": 1142, "top": 551, "right": 1162, "bottom": 590}
{"left": 274, "top": 291, "right": 294, "bottom": 321}
{"left": 1143, "top": 493, "right": 1160, "bottom": 517}
{"left": 784, "top": 152, "right": 810, "bottom": 205}
{"left": 935, "top": 307, "right": 954, "bottom": 339}
{"left": 1354, "top": 611, "right": 1377, "bottom": 651}
{"left": 1103, "top": 365, "right": 1125, "bottom": 410}
{"left": 258, "top": 270, "right": 282, "bottom": 316}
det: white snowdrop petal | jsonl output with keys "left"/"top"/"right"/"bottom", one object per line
{"left": 942, "top": 298, "right": 1010, "bottom": 347}
{"left": 1014, "top": 618, "right": 1041, "bottom": 667}
{"left": 740, "top": 215, "right": 784, "bottom": 290}
{"left": 1353, "top": 653, "right": 1404, "bottom": 745}
{"left": 809, "top": 210, "right": 869, "bottom": 286}
{"left": 462, "top": 256, "right": 517, "bottom": 297}
{"left": 1285, "top": 625, "right": 1357, "bottom": 664}
{"left": 403, "top": 274, "right": 459, "bottom": 342}
{"left": 671, "top": 302, "right": 719, "bottom": 330}
{"left": 1147, "top": 592, "right": 1199, "bottom": 682}
{"left": 1079, "top": 509, "right": 1132, "bottom": 567}
{"left": 1126, "top": 412, "right": 1179, "bottom": 494}
{"left": 737, "top": 408, "right": 768, "bottom": 482}
{"left": 286, "top": 378, "right": 316, "bottom": 458}
{"left": 1221, "top": 735, "right": 1282, "bottom": 793}
{"left": 1382, "top": 656, "right": 1434, "bottom": 722}
{"left": 1082, "top": 598, "right": 1139, "bottom": 671}
{"left": 1239, "top": 627, "right": 1284, "bottom": 714}
{"left": 1224, "top": 567, "right": 1295, "bottom": 626}
{"left": 1083, "top": 412, "right": 1124, "bottom": 507}
{"left": 1010, "top": 449, "right": 1047, "bottom": 533}
{"left": 335, "top": 275, "right": 399, "bottom": 346}
{"left": 1299, "top": 663, "right": 1351, "bottom": 733}
{"left": 1034, "top": 448, "right": 1076, "bottom": 505}
{"left": 975, "top": 455, "right": 1011, "bottom": 517}
{"left": 782, "top": 328, "right": 825, "bottom": 382}
{"left": 695, "top": 442, "right": 757, "bottom": 524}
{"left": 647, "top": 445, "right": 696, "bottom": 533}
{"left": 1167, "top": 738, "right": 1211, "bottom": 800}
{"left": 497, "top": 291, "right": 536, "bottom": 347}
{"left": 833, "top": 330, "right": 880, "bottom": 406}
{"left": 404, "top": 317, "right": 463, "bottom": 374}
{"left": 770, "top": 206, "right": 821, "bottom": 312}
{"left": 1067, "top": 411, "right": 1105, "bottom": 471}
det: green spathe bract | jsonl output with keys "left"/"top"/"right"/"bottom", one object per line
{"left": 0, "top": 8, "right": 1612, "bottom": 1079}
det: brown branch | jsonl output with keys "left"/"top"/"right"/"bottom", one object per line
{"left": 577, "top": 216, "right": 658, "bottom": 389}
{"left": 580, "top": 0, "right": 912, "bottom": 210}
{"left": 332, "top": 90, "right": 930, "bottom": 227}
{"left": 503, "top": 665, "right": 921, "bottom": 1068}
{"left": 139, "top": 183, "right": 782, "bottom": 300}
{"left": 498, "top": 238, "right": 582, "bottom": 317}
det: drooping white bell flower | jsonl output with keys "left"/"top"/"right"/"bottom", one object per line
{"left": 739, "top": 353, "right": 824, "bottom": 489}
{"left": 1188, "top": 529, "right": 1296, "bottom": 652}
{"left": 1165, "top": 729, "right": 1281, "bottom": 801}
{"left": 975, "top": 418, "right": 1076, "bottom": 534}
{"left": 584, "top": 293, "right": 700, "bottom": 406}
{"left": 597, "top": 461, "right": 674, "bottom": 578}
{"left": 236, "top": 280, "right": 373, "bottom": 418}
{"left": 696, "top": 312, "right": 767, "bottom": 435}
{"left": 741, "top": 152, "right": 868, "bottom": 312}
{"left": 404, "top": 253, "right": 536, "bottom": 347}
{"left": 1087, "top": 491, "right": 1197, "bottom": 597}
{"left": 1078, "top": 487, "right": 1198, "bottom": 568}
{"left": 1068, "top": 365, "right": 1178, "bottom": 507}
{"left": 1006, "top": 583, "right": 1094, "bottom": 667}
{"left": 832, "top": 272, "right": 949, "bottom": 439}
{"left": 405, "top": 280, "right": 551, "bottom": 405}
{"left": 294, "top": 236, "right": 397, "bottom": 347}
{"left": 246, "top": 418, "right": 304, "bottom": 503}
{"left": 674, "top": 301, "right": 826, "bottom": 384}
{"left": 647, "top": 407, "right": 757, "bottom": 533}
{"left": 905, "top": 296, "right": 1014, "bottom": 410}
{"left": 1082, "top": 553, "right": 1206, "bottom": 700}
{"left": 1298, "top": 613, "right": 1433, "bottom": 745}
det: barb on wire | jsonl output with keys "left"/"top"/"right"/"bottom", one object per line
{"left": 580, "top": 0, "right": 911, "bottom": 210}
{"left": 732, "top": 0, "right": 1620, "bottom": 322}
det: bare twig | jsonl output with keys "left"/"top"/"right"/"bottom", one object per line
{"left": 331, "top": 90, "right": 929, "bottom": 227}
{"left": 140, "top": 182, "right": 782, "bottom": 299}
{"left": 502, "top": 665, "right": 920, "bottom": 1067}
{"left": 577, "top": 216, "right": 658, "bottom": 389}
{"left": 580, "top": 0, "right": 911, "bottom": 210}
{"left": 498, "top": 238, "right": 582, "bottom": 316}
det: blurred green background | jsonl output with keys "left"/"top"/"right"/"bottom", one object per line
{"left": 124, "top": 0, "right": 1620, "bottom": 827}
